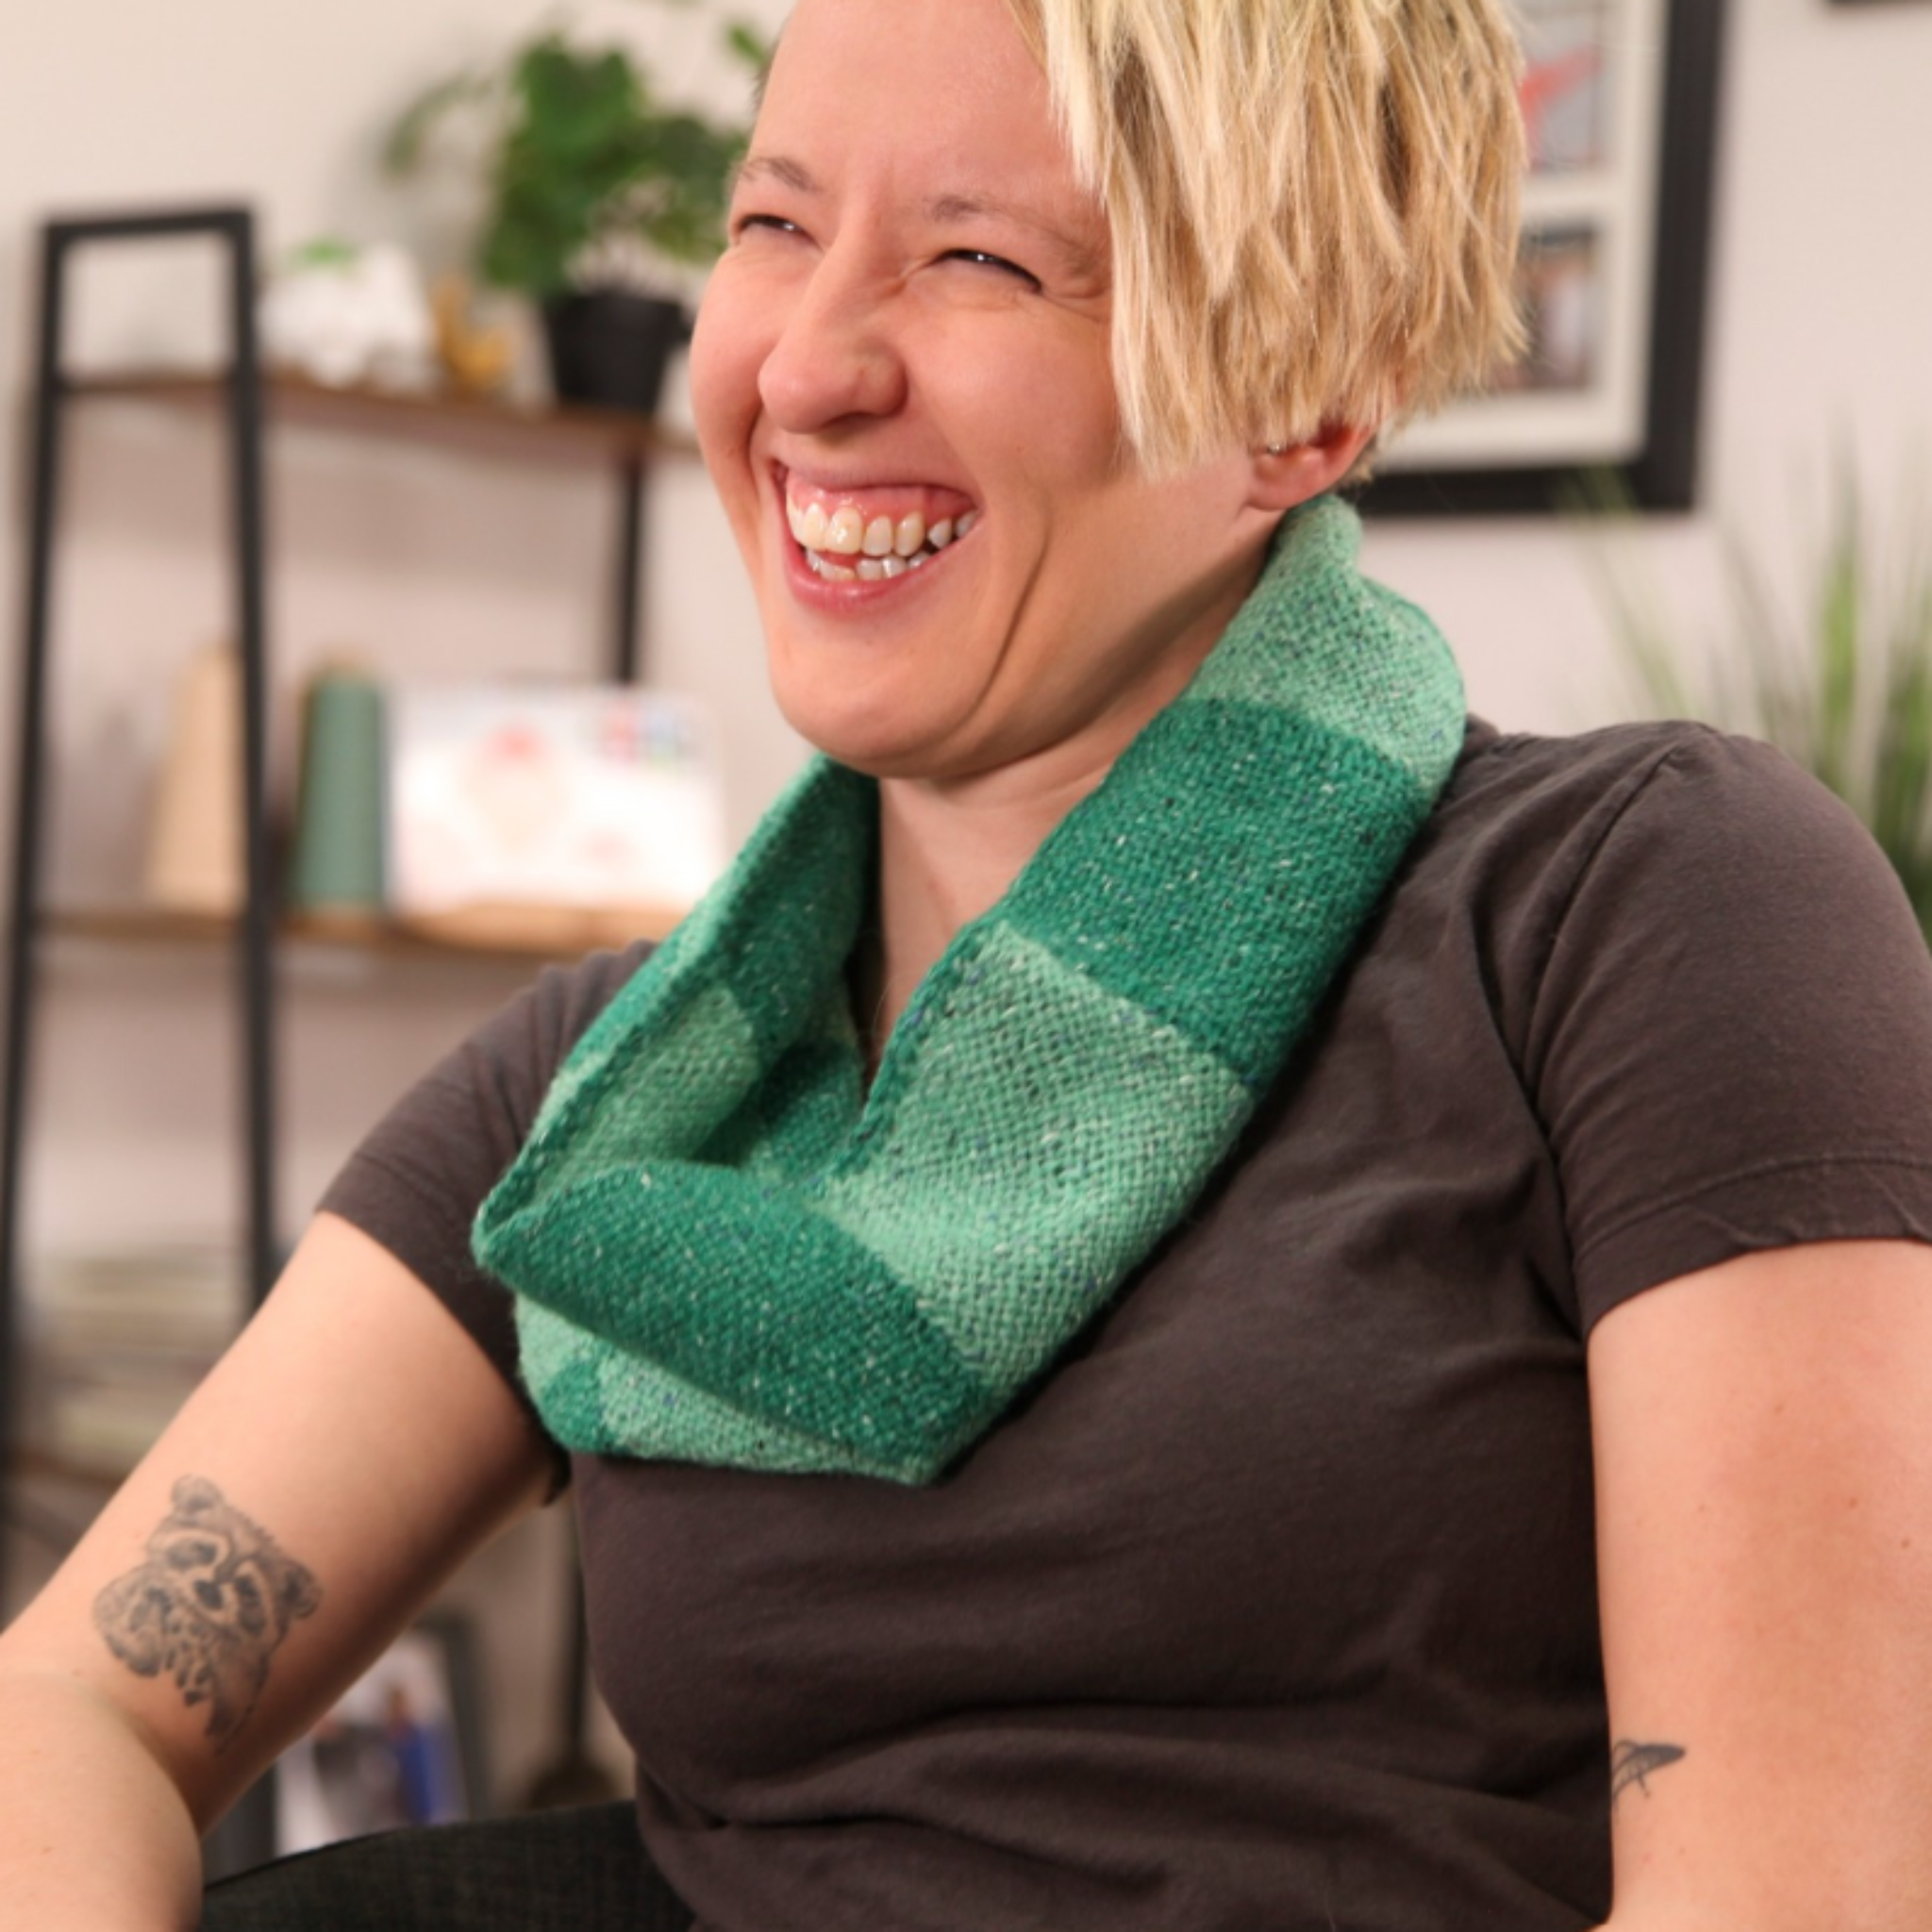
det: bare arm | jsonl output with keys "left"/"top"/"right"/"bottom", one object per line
{"left": 1587, "top": 1238, "right": 1932, "bottom": 1931}
{"left": 0, "top": 1211, "right": 554, "bottom": 1930}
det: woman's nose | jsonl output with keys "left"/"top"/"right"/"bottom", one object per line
{"left": 757, "top": 255, "right": 908, "bottom": 432}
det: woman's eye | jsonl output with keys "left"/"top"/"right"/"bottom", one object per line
{"left": 942, "top": 249, "right": 1041, "bottom": 289}
{"left": 732, "top": 213, "right": 803, "bottom": 242}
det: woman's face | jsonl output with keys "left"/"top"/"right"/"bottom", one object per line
{"left": 691, "top": 0, "right": 1285, "bottom": 787}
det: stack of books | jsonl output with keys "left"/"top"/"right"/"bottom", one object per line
{"left": 25, "top": 1242, "right": 242, "bottom": 1474}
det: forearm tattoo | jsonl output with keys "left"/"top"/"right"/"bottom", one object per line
{"left": 1610, "top": 1738, "right": 1687, "bottom": 1809}
{"left": 92, "top": 1475, "right": 322, "bottom": 1748}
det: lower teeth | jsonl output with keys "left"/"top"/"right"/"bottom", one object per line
{"left": 808, "top": 543, "right": 937, "bottom": 581}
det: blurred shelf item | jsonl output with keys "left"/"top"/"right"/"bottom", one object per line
{"left": 11, "top": 1443, "right": 143, "bottom": 1493}
{"left": 64, "top": 368, "right": 703, "bottom": 470}
{"left": 19, "top": 1241, "right": 242, "bottom": 1479}
{"left": 388, "top": 903, "right": 676, "bottom": 957}
{"left": 42, "top": 902, "right": 679, "bottom": 964}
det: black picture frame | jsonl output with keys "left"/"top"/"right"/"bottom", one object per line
{"left": 274, "top": 1612, "right": 489, "bottom": 1854}
{"left": 1357, "top": 0, "right": 1727, "bottom": 518}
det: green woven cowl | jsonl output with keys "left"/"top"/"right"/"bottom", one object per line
{"left": 475, "top": 495, "right": 1464, "bottom": 1482}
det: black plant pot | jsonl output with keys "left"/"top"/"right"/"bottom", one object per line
{"left": 541, "top": 290, "right": 692, "bottom": 417}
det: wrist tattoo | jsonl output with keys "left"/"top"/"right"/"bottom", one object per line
{"left": 1610, "top": 1738, "right": 1687, "bottom": 1809}
{"left": 92, "top": 1475, "right": 322, "bottom": 1748}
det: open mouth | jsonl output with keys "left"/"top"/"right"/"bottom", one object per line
{"left": 781, "top": 477, "right": 980, "bottom": 584}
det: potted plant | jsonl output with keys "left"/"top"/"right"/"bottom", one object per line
{"left": 387, "top": 5, "right": 766, "bottom": 415}
{"left": 1586, "top": 465, "right": 1932, "bottom": 939}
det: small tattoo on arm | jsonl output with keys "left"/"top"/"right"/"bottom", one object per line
{"left": 1610, "top": 1738, "right": 1687, "bottom": 1808}
{"left": 92, "top": 1474, "right": 322, "bottom": 1748}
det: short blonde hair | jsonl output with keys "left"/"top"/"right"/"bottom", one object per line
{"left": 1002, "top": 0, "right": 1527, "bottom": 473}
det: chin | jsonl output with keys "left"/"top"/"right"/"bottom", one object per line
{"left": 765, "top": 644, "right": 983, "bottom": 781}
{"left": 774, "top": 704, "right": 955, "bottom": 781}
{"left": 770, "top": 679, "right": 913, "bottom": 775}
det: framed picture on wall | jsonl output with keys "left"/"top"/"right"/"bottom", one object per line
{"left": 1358, "top": 0, "right": 1727, "bottom": 516}
{"left": 274, "top": 1615, "right": 488, "bottom": 1855}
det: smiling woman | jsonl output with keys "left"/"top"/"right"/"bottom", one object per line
{"left": 5, "top": 4, "right": 1932, "bottom": 1931}
{"left": 693, "top": 0, "right": 1285, "bottom": 791}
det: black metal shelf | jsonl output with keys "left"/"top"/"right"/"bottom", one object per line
{"left": 0, "top": 208, "right": 691, "bottom": 1702}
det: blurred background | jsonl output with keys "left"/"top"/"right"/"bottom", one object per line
{"left": 0, "top": 0, "right": 1927, "bottom": 1853}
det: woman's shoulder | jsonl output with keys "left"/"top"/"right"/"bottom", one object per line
{"left": 492, "top": 938, "right": 659, "bottom": 1084}
{"left": 1408, "top": 718, "right": 1932, "bottom": 1326}
{"left": 316, "top": 938, "right": 656, "bottom": 1306}
{"left": 1445, "top": 713, "right": 1857, "bottom": 847}
{"left": 1419, "top": 714, "right": 1917, "bottom": 963}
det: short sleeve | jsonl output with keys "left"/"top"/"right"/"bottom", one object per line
{"left": 1521, "top": 731, "right": 1932, "bottom": 1330}
{"left": 317, "top": 941, "right": 653, "bottom": 1418}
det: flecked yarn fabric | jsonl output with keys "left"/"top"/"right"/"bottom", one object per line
{"left": 473, "top": 494, "right": 1465, "bottom": 1483}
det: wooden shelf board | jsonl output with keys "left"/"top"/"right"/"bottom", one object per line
{"left": 11, "top": 1444, "right": 136, "bottom": 1494}
{"left": 61, "top": 369, "right": 702, "bottom": 468}
{"left": 43, "top": 903, "right": 677, "bottom": 963}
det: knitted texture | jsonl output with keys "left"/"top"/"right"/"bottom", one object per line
{"left": 474, "top": 495, "right": 1465, "bottom": 1482}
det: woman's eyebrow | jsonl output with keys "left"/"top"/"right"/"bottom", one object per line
{"left": 734, "top": 152, "right": 819, "bottom": 196}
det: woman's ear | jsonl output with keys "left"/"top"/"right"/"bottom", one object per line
{"left": 1247, "top": 423, "right": 1377, "bottom": 512}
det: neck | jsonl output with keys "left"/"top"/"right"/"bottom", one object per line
{"left": 860, "top": 754, "right": 1102, "bottom": 1058}
{"left": 858, "top": 526, "right": 1279, "bottom": 1056}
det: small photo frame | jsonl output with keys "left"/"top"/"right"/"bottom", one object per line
{"left": 1360, "top": 0, "right": 1726, "bottom": 514}
{"left": 275, "top": 1615, "right": 487, "bottom": 1855}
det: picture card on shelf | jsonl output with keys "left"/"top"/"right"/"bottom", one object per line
{"left": 388, "top": 683, "right": 724, "bottom": 951}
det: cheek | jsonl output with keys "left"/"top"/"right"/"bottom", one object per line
{"left": 937, "top": 325, "right": 1121, "bottom": 489}
{"left": 688, "top": 291, "right": 760, "bottom": 477}
{"left": 688, "top": 295, "right": 774, "bottom": 576}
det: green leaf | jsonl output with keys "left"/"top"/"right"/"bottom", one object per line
{"left": 383, "top": 68, "right": 494, "bottom": 175}
{"left": 1583, "top": 456, "right": 1932, "bottom": 941}
{"left": 725, "top": 21, "right": 773, "bottom": 70}
{"left": 286, "top": 236, "right": 360, "bottom": 270}
{"left": 1807, "top": 469, "right": 1864, "bottom": 804}
{"left": 388, "top": 8, "right": 756, "bottom": 295}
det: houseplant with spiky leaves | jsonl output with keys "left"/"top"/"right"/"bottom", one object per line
{"left": 1589, "top": 465, "right": 1932, "bottom": 940}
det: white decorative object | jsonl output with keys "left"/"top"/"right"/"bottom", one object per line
{"left": 258, "top": 240, "right": 436, "bottom": 390}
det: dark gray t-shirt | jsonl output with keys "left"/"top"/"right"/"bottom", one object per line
{"left": 323, "top": 721, "right": 1932, "bottom": 1932}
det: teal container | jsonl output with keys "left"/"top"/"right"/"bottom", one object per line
{"left": 290, "top": 665, "right": 386, "bottom": 918}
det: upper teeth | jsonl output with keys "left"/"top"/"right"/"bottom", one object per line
{"left": 787, "top": 498, "right": 976, "bottom": 559}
